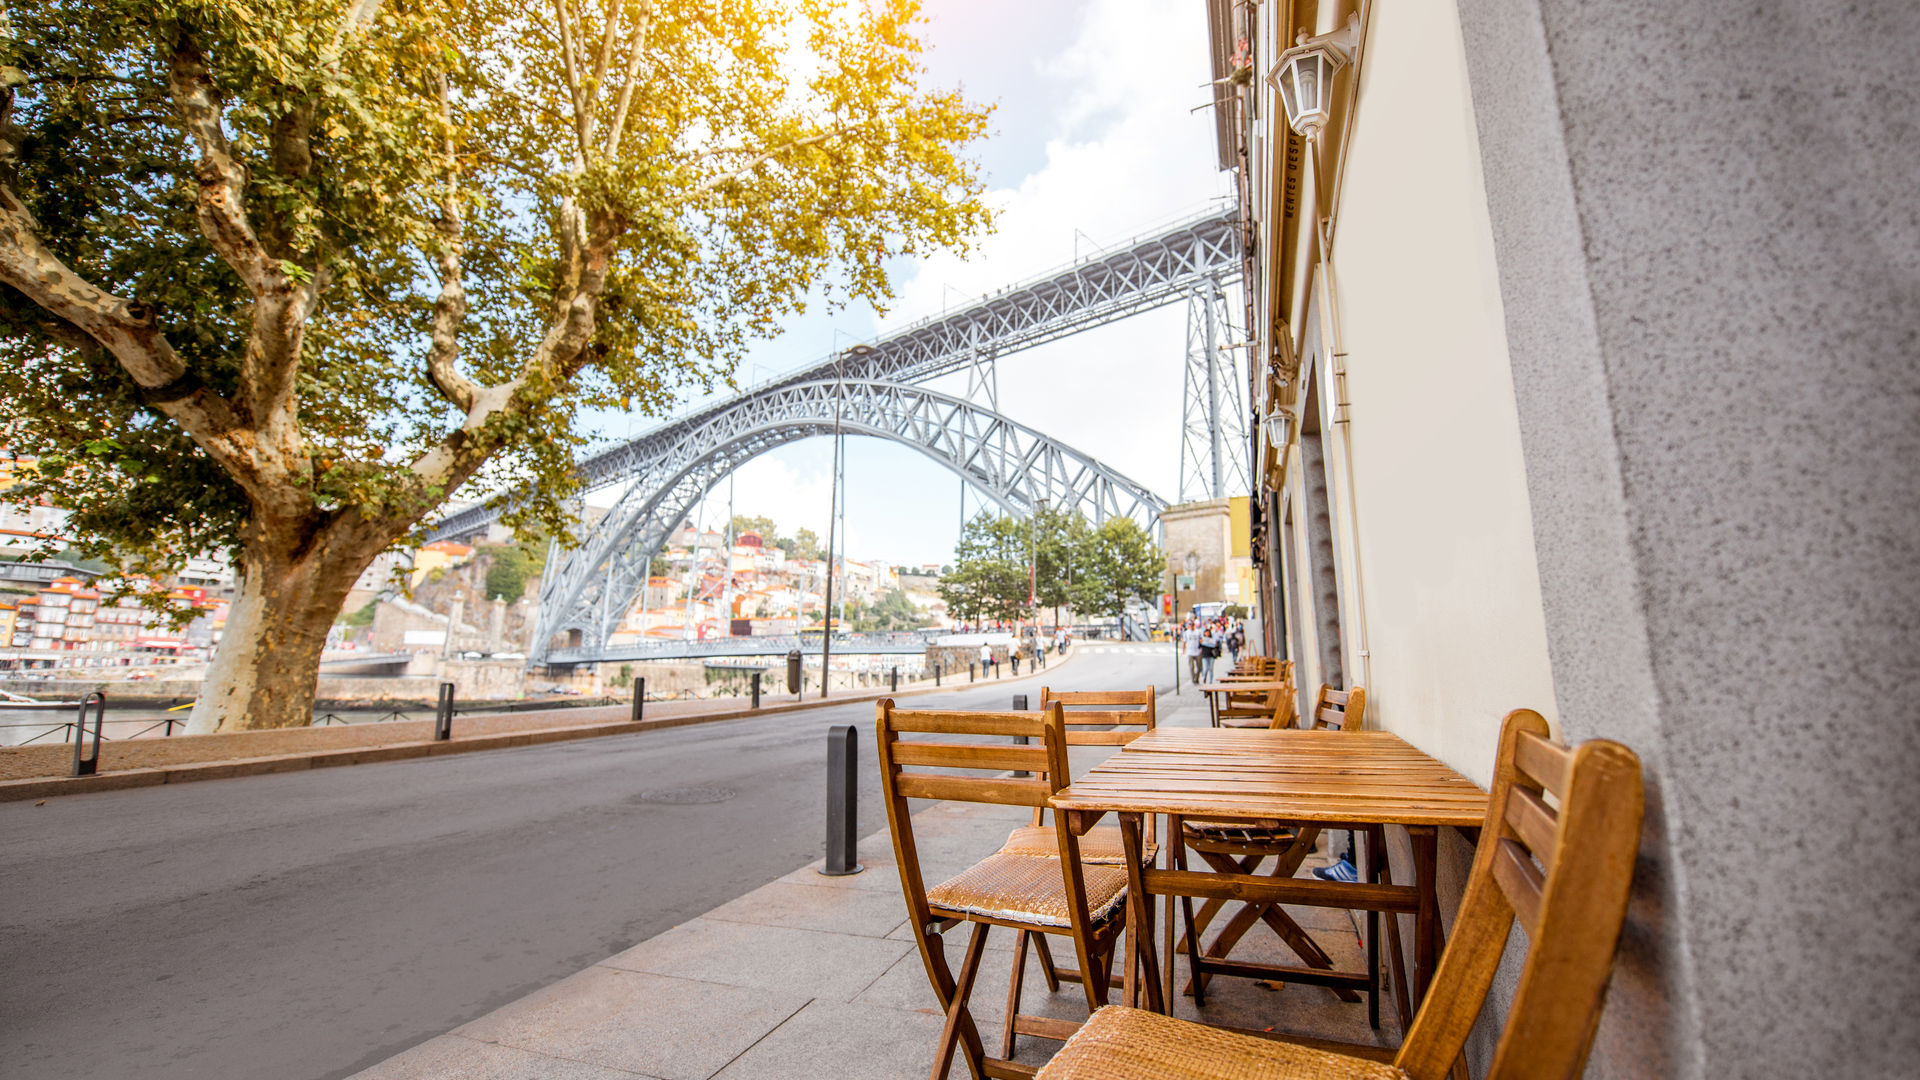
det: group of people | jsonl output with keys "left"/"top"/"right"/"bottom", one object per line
{"left": 1179, "top": 616, "right": 1245, "bottom": 683}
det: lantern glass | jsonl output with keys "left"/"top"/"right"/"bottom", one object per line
{"left": 1271, "top": 40, "right": 1347, "bottom": 138}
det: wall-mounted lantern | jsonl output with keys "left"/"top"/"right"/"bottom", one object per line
{"left": 1267, "top": 16, "right": 1360, "bottom": 140}
{"left": 1261, "top": 409, "right": 1293, "bottom": 452}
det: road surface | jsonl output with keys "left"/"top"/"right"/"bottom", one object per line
{"left": 0, "top": 644, "right": 1175, "bottom": 1080}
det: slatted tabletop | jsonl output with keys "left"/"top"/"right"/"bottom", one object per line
{"left": 1193, "top": 680, "right": 1293, "bottom": 693}
{"left": 1050, "top": 727, "right": 1487, "bottom": 828}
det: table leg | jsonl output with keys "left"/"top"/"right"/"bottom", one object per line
{"left": 1362, "top": 826, "right": 1379, "bottom": 1030}
{"left": 1411, "top": 826, "right": 1439, "bottom": 1004}
{"left": 1117, "top": 812, "right": 1164, "bottom": 1014}
{"left": 1163, "top": 814, "right": 1180, "bottom": 1012}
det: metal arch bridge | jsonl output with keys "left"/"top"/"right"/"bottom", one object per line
{"left": 430, "top": 205, "right": 1240, "bottom": 540}
{"left": 429, "top": 203, "right": 1244, "bottom": 665}
{"left": 531, "top": 379, "right": 1167, "bottom": 660}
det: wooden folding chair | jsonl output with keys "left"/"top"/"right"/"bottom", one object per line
{"left": 876, "top": 700, "right": 1129, "bottom": 1080}
{"left": 1174, "top": 685, "right": 1387, "bottom": 1017}
{"left": 1034, "top": 708, "right": 1646, "bottom": 1080}
{"left": 992, "top": 688, "right": 1157, "bottom": 1057}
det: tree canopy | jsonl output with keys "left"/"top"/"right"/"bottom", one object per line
{"left": 938, "top": 508, "right": 1162, "bottom": 625}
{"left": 0, "top": 0, "right": 991, "bottom": 731}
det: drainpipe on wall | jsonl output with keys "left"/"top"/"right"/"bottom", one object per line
{"left": 1316, "top": 233, "right": 1373, "bottom": 696}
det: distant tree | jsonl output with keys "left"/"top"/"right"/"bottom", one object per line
{"left": 855, "top": 587, "right": 921, "bottom": 631}
{"left": 791, "top": 527, "right": 825, "bottom": 561}
{"left": 729, "top": 515, "right": 779, "bottom": 544}
{"left": 481, "top": 543, "right": 544, "bottom": 601}
{"left": 1073, "top": 517, "right": 1162, "bottom": 619}
{"left": 939, "top": 512, "right": 1027, "bottom": 623}
{"left": 1030, "top": 504, "right": 1090, "bottom": 626}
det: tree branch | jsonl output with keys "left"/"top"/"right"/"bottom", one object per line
{"left": 0, "top": 184, "right": 239, "bottom": 440}
{"left": 553, "top": 0, "right": 590, "bottom": 166}
{"left": 424, "top": 73, "right": 476, "bottom": 414}
{"left": 165, "top": 31, "right": 277, "bottom": 294}
{"left": 693, "top": 122, "right": 864, "bottom": 195}
{"left": 326, "top": 0, "right": 386, "bottom": 59}
{"left": 404, "top": 202, "right": 618, "bottom": 498}
{"left": 580, "top": 0, "right": 621, "bottom": 149}
{"left": 603, "top": 1, "right": 653, "bottom": 158}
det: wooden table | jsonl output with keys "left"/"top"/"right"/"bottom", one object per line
{"left": 1193, "top": 680, "right": 1291, "bottom": 727}
{"left": 1048, "top": 728, "right": 1487, "bottom": 1029}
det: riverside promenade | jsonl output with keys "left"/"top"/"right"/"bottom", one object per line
{"left": 347, "top": 690, "right": 1398, "bottom": 1080}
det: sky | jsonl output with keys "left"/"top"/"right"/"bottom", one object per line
{"left": 585, "top": 0, "right": 1238, "bottom": 568}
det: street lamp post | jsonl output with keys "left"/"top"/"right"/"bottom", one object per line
{"left": 1175, "top": 551, "right": 1200, "bottom": 693}
{"left": 820, "top": 342, "right": 873, "bottom": 698}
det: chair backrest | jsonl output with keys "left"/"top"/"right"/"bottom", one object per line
{"left": 1393, "top": 709, "right": 1645, "bottom": 1080}
{"left": 1304, "top": 684, "right": 1366, "bottom": 731}
{"left": 1263, "top": 683, "right": 1300, "bottom": 729}
{"left": 1038, "top": 686, "right": 1156, "bottom": 747}
{"left": 874, "top": 701, "right": 1091, "bottom": 931}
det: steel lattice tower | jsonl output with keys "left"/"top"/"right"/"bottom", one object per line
{"left": 1178, "top": 277, "right": 1250, "bottom": 502}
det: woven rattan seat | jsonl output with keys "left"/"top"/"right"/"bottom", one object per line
{"left": 1000, "top": 824, "right": 1160, "bottom": 864}
{"left": 1036, "top": 1006, "right": 1408, "bottom": 1080}
{"left": 927, "top": 852, "right": 1128, "bottom": 928}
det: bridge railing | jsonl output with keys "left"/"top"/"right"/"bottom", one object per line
{"left": 544, "top": 629, "right": 950, "bottom": 666}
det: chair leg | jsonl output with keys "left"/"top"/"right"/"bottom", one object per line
{"left": 915, "top": 924, "right": 990, "bottom": 1080}
{"left": 1031, "top": 931, "right": 1062, "bottom": 992}
{"left": 931, "top": 922, "right": 991, "bottom": 1080}
{"left": 1000, "top": 929, "right": 1029, "bottom": 1059}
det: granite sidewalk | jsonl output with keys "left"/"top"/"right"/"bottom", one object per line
{"left": 348, "top": 694, "right": 1402, "bottom": 1079}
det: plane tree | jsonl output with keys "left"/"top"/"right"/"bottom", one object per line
{"left": 0, "top": 0, "right": 990, "bottom": 731}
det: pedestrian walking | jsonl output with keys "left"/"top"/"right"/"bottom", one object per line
{"left": 1199, "top": 623, "right": 1220, "bottom": 682}
{"left": 1182, "top": 621, "right": 1202, "bottom": 682}
{"left": 980, "top": 642, "right": 993, "bottom": 679}
{"left": 1227, "top": 622, "right": 1243, "bottom": 666}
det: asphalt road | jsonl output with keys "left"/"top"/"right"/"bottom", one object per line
{"left": 0, "top": 644, "right": 1176, "bottom": 1080}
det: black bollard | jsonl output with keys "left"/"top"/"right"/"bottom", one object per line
{"left": 751, "top": 671, "right": 762, "bottom": 709}
{"left": 819, "top": 724, "right": 863, "bottom": 876}
{"left": 631, "top": 678, "right": 646, "bottom": 723}
{"left": 1011, "top": 693, "right": 1030, "bottom": 777}
{"left": 890, "top": 666, "right": 899, "bottom": 692}
{"left": 969, "top": 662, "right": 976, "bottom": 683}
{"left": 71, "top": 691, "right": 105, "bottom": 777}
{"left": 935, "top": 664, "right": 942, "bottom": 686}
{"left": 434, "top": 682, "right": 455, "bottom": 741}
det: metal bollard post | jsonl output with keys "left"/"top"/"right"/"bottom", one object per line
{"left": 935, "top": 664, "right": 942, "bottom": 686}
{"left": 969, "top": 662, "right": 976, "bottom": 683}
{"left": 751, "top": 671, "right": 762, "bottom": 709}
{"left": 71, "top": 691, "right": 105, "bottom": 777}
{"left": 890, "top": 666, "right": 899, "bottom": 693}
{"left": 1011, "top": 694, "right": 1030, "bottom": 777}
{"left": 631, "top": 678, "right": 646, "bottom": 723}
{"left": 434, "top": 682, "right": 454, "bottom": 741}
{"left": 819, "top": 724, "right": 863, "bottom": 876}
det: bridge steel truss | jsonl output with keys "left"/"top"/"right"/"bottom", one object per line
{"left": 429, "top": 205, "right": 1241, "bottom": 544}
{"left": 530, "top": 380, "right": 1168, "bottom": 662}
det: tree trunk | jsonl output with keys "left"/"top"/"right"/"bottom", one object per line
{"left": 184, "top": 522, "right": 379, "bottom": 734}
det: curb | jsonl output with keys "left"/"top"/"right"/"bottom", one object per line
{"left": 1, "top": 646, "right": 1086, "bottom": 803}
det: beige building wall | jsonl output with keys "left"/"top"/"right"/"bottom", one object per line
{"left": 1307, "top": 0, "right": 1556, "bottom": 786}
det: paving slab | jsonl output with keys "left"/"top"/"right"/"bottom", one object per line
{"left": 453, "top": 967, "right": 808, "bottom": 1080}
{"left": 599, "top": 917, "right": 910, "bottom": 1002}
{"left": 710, "top": 1000, "right": 949, "bottom": 1080}
{"left": 701, "top": 879, "right": 910, "bottom": 939}
{"left": 348, "top": 1034, "right": 657, "bottom": 1079}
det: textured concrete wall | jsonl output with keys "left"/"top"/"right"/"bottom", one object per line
{"left": 1456, "top": 1, "right": 1920, "bottom": 1075}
